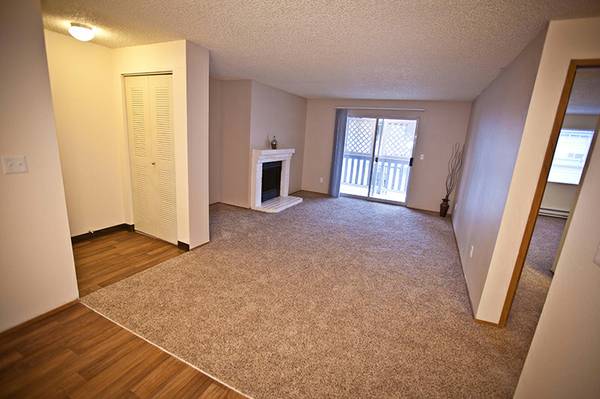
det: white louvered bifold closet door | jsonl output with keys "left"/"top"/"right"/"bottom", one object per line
{"left": 148, "top": 75, "right": 177, "bottom": 244}
{"left": 124, "top": 75, "right": 177, "bottom": 244}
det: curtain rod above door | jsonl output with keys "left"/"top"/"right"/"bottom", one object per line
{"left": 336, "top": 106, "right": 425, "bottom": 112}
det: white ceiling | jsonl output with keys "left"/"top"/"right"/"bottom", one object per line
{"left": 568, "top": 67, "right": 600, "bottom": 115}
{"left": 42, "top": 0, "right": 600, "bottom": 100}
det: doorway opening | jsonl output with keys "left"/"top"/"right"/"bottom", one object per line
{"left": 500, "top": 62, "right": 600, "bottom": 326}
{"left": 339, "top": 116, "right": 418, "bottom": 204}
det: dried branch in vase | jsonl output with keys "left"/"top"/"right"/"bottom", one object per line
{"left": 445, "top": 143, "right": 464, "bottom": 200}
{"left": 440, "top": 143, "right": 464, "bottom": 217}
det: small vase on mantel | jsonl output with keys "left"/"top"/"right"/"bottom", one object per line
{"left": 270, "top": 136, "right": 278, "bottom": 149}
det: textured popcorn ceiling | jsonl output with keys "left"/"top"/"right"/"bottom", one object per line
{"left": 42, "top": 0, "right": 600, "bottom": 100}
{"left": 568, "top": 67, "right": 600, "bottom": 115}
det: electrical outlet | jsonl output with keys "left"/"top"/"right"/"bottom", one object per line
{"left": 1, "top": 155, "right": 28, "bottom": 174}
{"left": 319, "top": 177, "right": 324, "bottom": 184}
{"left": 419, "top": 154, "right": 424, "bottom": 160}
{"left": 469, "top": 245, "right": 474, "bottom": 258}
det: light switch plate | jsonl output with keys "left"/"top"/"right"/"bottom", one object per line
{"left": 1, "top": 155, "right": 28, "bottom": 174}
{"left": 594, "top": 242, "right": 600, "bottom": 267}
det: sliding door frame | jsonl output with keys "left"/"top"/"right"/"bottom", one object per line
{"left": 370, "top": 117, "right": 420, "bottom": 205}
{"left": 365, "top": 118, "right": 381, "bottom": 198}
{"left": 341, "top": 115, "right": 420, "bottom": 206}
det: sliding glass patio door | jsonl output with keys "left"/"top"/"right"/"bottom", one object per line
{"left": 339, "top": 116, "right": 418, "bottom": 204}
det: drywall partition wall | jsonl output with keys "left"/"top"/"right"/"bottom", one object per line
{"left": 540, "top": 114, "right": 600, "bottom": 213}
{"left": 451, "top": 29, "right": 546, "bottom": 313}
{"left": 540, "top": 183, "right": 577, "bottom": 213}
{"left": 113, "top": 40, "right": 188, "bottom": 242}
{"left": 185, "top": 41, "right": 210, "bottom": 248}
{"left": 113, "top": 40, "right": 211, "bottom": 248}
{"left": 219, "top": 80, "right": 253, "bottom": 208}
{"left": 301, "top": 99, "right": 471, "bottom": 212}
{"left": 476, "top": 17, "right": 600, "bottom": 323}
{"left": 43, "top": 35, "right": 210, "bottom": 246}
{"left": 250, "top": 81, "right": 307, "bottom": 193}
{"left": 514, "top": 123, "right": 600, "bottom": 398}
{"left": 209, "top": 78, "right": 222, "bottom": 204}
{"left": 210, "top": 79, "right": 306, "bottom": 207}
{"left": 0, "top": 0, "right": 79, "bottom": 331}
{"left": 44, "top": 30, "right": 125, "bottom": 236}
{"left": 562, "top": 113, "right": 600, "bottom": 130}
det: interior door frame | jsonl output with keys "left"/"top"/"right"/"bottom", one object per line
{"left": 498, "top": 59, "right": 600, "bottom": 327}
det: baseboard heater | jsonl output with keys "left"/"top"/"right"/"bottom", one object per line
{"left": 538, "top": 207, "right": 569, "bottom": 219}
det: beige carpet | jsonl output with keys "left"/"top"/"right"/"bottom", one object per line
{"left": 526, "top": 215, "right": 566, "bottom": 276}
{"left": 83, "top": 192, "right": 550, "bottom": 398}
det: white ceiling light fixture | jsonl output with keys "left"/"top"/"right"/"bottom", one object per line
{"left": 68, "top": 22, "right": 95, "bottom": 41}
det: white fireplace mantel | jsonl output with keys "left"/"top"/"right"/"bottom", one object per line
{"left": 250, "top": 148, "right": 302, "bottom": 213}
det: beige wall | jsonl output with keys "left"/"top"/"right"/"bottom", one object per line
{"left": 0, "top": 0, "right": 79, "bottom": 331}
{"left": 185, "top": 41, "right": 210, "bottom": 248}
{"left": 209, "top": 78, "right": 222, "bottom": 204}
{"left": 250, "top": 81, "right": 307, "bottom": 193}
{"left": 211, "top": 79, "right": 307, "bottom": 207}
{"left": 44, "top": 30, "right": 125, "bottom": 236}
{"left": 452, "top": 30, "right": 546, "bottom": 313}
{"left": 112, "top": 40, "right": 210, "bottom": 248}
{"left": 302, "top": 99, "right": 471, "bottom": 212}
{"left": 476, "top": 17, "right": 600, "bottom": 323}
{"left": 219, "top": 80, "right": 253, "bottom": 208}
{"left": 562, "top": 113, "right": 600, "bottom": 130}
{"left": 515, "top": 124, "right": 600, "bottom": 398}
{"left": 113, "top": 41, "right": 188, "bottom": 242}
{"left": 541, "top": 114, "right": 599, "bottom": 213}
{"left": 541, "top": 183, "right": 577, "bottom": 213}
{"left": 43, "top": 35, "right": 210, "bottom": 247}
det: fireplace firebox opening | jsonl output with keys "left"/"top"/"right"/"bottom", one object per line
{"left": 261, "top": 161, "right": 282, "bottom": 202}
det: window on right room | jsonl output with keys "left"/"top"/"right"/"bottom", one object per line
{"left": 547, "top": 128, "right": 594, "bottom": 185}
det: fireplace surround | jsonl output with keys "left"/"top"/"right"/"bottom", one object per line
{"left": 250, "top": 148, "right": 303, "bottom": 213}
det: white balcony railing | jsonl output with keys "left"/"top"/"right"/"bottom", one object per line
{"left": 340, "top": 153, "right": 410, "bottom": 201}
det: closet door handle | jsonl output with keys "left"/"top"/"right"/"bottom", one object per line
{"left": 151, "top": 162, "right": 156, "bottom": 165}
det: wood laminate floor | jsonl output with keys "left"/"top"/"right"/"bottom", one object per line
{"left": 0, "top": 303, "right": 244, "bottom": 398}
{"left": 73, "top": 230, "right": 184, "bottom": 297}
